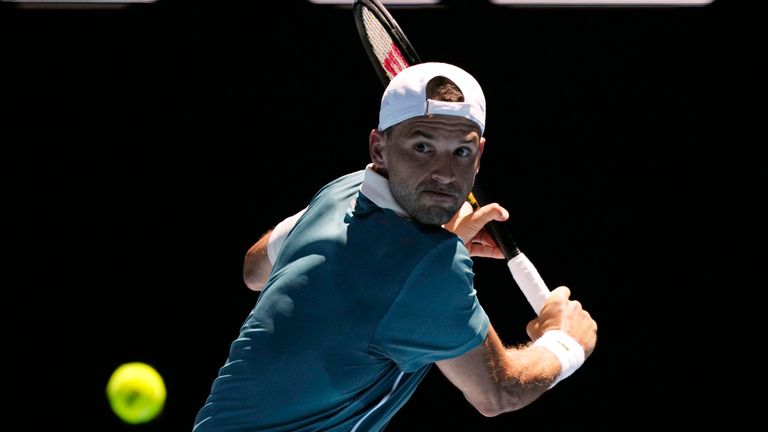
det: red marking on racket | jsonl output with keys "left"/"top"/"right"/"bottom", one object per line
{"left": 384, "top": 44, "right": 408, "bottom": 77}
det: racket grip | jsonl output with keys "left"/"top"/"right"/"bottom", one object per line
{"left": 467, "top": 192, "right": 519, "bottom": 260}
{"left": 484, "top": 220, "right": 520, "bottom": 261}
{"left": 507, "top": 253, "right": 551, "bottom": 315}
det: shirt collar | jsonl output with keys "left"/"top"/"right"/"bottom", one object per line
{"left": 359, "top": 163, "right": 410, "bottom": 218}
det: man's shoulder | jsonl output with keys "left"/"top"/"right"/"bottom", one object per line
{"left": 301, "top": 170, "right": 365, "bottom": 217}
{"left": 317, "top": 170, "right": 365, "bottom": 195}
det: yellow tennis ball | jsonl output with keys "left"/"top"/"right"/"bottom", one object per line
{"left": 106, "top": 362, "right": 166, "bottom": 424}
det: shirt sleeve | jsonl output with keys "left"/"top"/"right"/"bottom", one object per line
{"left": 267, "top": 208, "right": 307, "bottom": 264}
{"left": 370, "top": 239, "right": 490, "bottom": 372}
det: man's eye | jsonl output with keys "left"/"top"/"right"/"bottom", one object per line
{"left": 414, "top": 143, "right": 430, "bottom": 153}
{"left": 454, "top": 147, "right": 472, "bottom": 157}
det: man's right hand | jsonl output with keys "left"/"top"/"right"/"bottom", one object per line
{"left": 526, "top": 286, "right": 597, "bottom": 358}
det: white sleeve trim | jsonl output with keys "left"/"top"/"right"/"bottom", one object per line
{"left": 351, "top": 371, "right": 405, "bottom": 432}
{"left": 267, "top": 208, "right": 307, "bottom": 264}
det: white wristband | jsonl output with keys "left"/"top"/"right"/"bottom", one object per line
{"left": 533, "top": 330, "right": 586, "bottom": 388}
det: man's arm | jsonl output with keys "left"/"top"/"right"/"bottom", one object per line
{"left": 436, "top": 286, "right": 597, "bottom": 417}
{"left": 243, "top": 208, "right": 307, "bottom": 292}
{"left": 243, "top": 230, "right": 273, "bottom": 292}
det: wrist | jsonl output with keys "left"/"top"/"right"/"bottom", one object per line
{"left": 532, "top": 330, "right": 585, "bottom": 388}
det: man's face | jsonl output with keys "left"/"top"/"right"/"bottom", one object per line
{"left": 372, "top": 115, "right": 485, "bottom": 225}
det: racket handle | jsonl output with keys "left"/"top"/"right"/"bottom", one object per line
{"left": 507, "top": 253, "right": 551, "bottom": 315}
{"left": 469, "top": 192, "right": 523, "bottom": 260}
{"left": 467, "top": 192, "right": 551, "bottom": 314}
{"left": 483, "top": 219, "right": 520, "bottom": 261}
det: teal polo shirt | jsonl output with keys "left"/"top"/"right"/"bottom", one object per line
{"left": 194, "top": 169, "right": 489, "bottom": 431}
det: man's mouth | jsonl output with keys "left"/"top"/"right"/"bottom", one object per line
{"left": 421, "top": 189, "right": 457, "bottom": 204}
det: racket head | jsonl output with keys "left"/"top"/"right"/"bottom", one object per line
{"left": 353, "top": 0, "right": 422, "bottom": 86}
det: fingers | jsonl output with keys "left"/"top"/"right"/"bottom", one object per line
{"left": 444, "top": 202, "right": 509, "bottom": 247}
{"left": 526, "top": 319, "right": 537, "bottom": 341}
{"left": 469, "top": 203, "right": 509, "bottom": 227}
{"left": 540, "top": 286, "right": 574, "bottom": 318}
{"left": 528, "top": 286, "right": 597, "bottom": 356}
{"left": 458, "top": 203, "right": 508, "bottom": 242}
{"left": 461, "top": 204, "right": 509, "bottom": 259}
{"left": 457, "top": 201, "right": 474, "bottom": 218}
{"left": 528, "top": 286, "right": 574, "bottom": 339}
{"left": 469, "top": 229, "right": 496, "bottom": 248}
{"left": 466, "top": 241, "right": 505, "bottom": 259}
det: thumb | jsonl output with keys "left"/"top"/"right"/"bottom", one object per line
{"left": 549, "top": 286, "right": 572, "bottom": 302}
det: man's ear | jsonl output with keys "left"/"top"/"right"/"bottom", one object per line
{"left": 369, "top": 129, "right": 386, "bottom": 168}
{"left": 475, "top": 136, "right": 486, "bottom": 174}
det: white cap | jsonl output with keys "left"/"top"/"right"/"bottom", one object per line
{"left": 378, "top": 62, "right": 486, "bottom": 134}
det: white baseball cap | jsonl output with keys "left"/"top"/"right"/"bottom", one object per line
{"left": 378, "top": 62, "right": 486, "bottom": 134}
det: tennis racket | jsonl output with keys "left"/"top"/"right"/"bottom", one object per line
{"left": 353, "top": 0, "right": 550, "bottom": 314}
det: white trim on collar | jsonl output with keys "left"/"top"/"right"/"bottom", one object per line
{"left": 359, "top": 164, "right": 410, "bottom": 219}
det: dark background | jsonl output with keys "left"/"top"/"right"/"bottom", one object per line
{"left": 2, "top": 0, "right": 761, "bottom": 430}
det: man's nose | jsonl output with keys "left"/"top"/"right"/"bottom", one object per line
{"left": 430, "top": 153, "right": 456, "bottom": 184}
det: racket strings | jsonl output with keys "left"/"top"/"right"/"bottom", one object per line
{"left": 361, "top": 7, "right": 410, "bottom": 79}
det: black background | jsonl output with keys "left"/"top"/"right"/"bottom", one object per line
{"left": 2, "top": 0, "right": 761, "bottom": 430}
